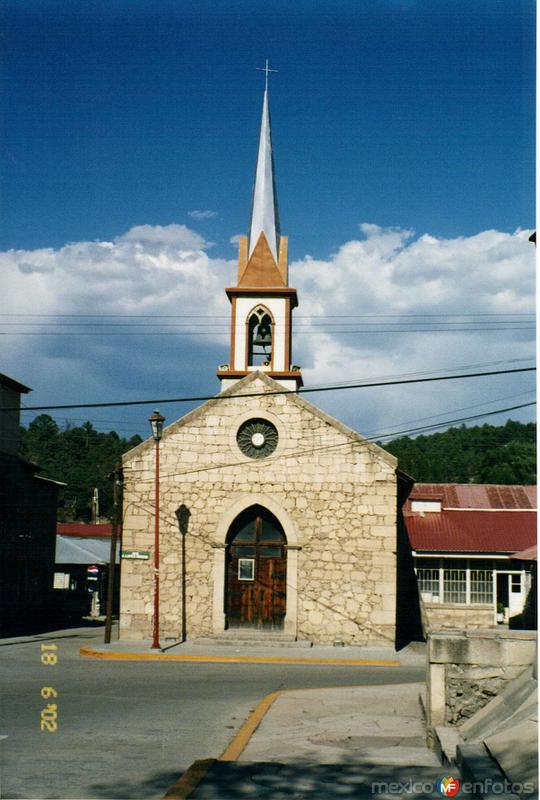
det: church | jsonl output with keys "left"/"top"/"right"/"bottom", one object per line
{"left": 119, "top": 79, "right": 417, "bottom": 647}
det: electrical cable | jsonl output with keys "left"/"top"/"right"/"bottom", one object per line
{"left": 6, "top": 365, "right": 535, "bottom": 412}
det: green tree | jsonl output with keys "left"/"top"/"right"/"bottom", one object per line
{"left": 381, "top": 420, "right": 536, "bottom": 484}
{"left": 20, "top": 418, "right": 142, "bottom": 521}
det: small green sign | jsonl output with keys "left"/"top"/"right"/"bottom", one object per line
{"left": 121, "top": 550, "right": 149, "bottom": 560}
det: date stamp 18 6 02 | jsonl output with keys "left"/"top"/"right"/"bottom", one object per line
{"left": 40, "top": 643, "right": 58, "bottom": 733}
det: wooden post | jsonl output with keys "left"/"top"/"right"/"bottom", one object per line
{"left": 104, "top": 463, "right": 122, "bottom": 644}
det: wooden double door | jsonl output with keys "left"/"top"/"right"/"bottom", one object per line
{"left": 226, "top": 506, "right": 287, "bottom": 629}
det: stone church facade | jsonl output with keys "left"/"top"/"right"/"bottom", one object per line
{"left": 119, "top": 78, "right": 415, "bottom": 646}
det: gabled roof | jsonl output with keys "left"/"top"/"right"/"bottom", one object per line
{"left": 0, "top": 373, "right": 31, "bottom": 394}
{"left": 122, "top": 370, "right": 397, "bottom": 468}
{"left": 406, "top": 509, "right": 536, "bottom": 554}
{"left": 408, "top": 483, "right": 536, "bottom": 510}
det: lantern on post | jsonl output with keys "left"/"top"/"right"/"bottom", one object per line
{"left": 149, "top": 410, "right": 165, "bottom": 649}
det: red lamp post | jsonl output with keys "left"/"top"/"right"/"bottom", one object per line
{"left": 149, "top": 410, "right": 165, "bottom": 650}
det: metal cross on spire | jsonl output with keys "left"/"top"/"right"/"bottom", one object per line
{"left": 256, "top": 59, "right": 278, "bottom": 91}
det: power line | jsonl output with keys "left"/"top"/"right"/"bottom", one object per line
{"left": 19, "top": 385, "right": 537, "bottom": 433}
{"left": 361, "top": 389, "right": 537, "bottom": 436}
{"left": 8, "top": 365, "right": 535, "bottom": 412}
{"left": 126, "top": 400, "right": 537, "bottom": 483}
{"left": 0, "top": 311, "right": 534, "bottom": 317}
{"left": 1, "top": 326, "right": 535, "bottom": 336}
{"left": 17, "top": 358, "right": 533, "bottom": 423}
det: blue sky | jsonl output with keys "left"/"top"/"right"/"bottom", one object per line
{"left": 1, "top": 0, "right": 535, "bottom": 441}
{"left": 3, "top": 0, "right": 534, "bottom": 255}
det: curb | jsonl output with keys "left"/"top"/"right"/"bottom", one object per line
{"left": 162, "top": 758, "right": 217, "bottom": 800}
{"left": 161, "top": 689, "right": 284, "bottom": 798}
{"left": 79, "top": 646, "right": 400, "bottom": 666}
{"left": 219, "top": 690, "right": 283, "bottom": 761}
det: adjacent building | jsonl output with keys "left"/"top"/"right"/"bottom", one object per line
{"left": 406, "top": 483, "right": 536, "bottom": 631}
{"left": 55, "top": 522, "right": 120, "bottom": 616}
{"left": 0, "top": 373, "right": 64, "bottom": 634}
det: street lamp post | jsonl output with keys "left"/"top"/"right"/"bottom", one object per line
{"left": 149, "top": 410, "right": 165, "bottom": 650}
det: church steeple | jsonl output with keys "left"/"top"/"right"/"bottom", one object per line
{"left": 217, "top": 65, "right": 302, "bottom": 392}
{"left": 248, "top": 84, "right": 280, "bottom": 263}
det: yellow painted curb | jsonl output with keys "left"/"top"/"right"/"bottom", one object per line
{"left": 219, "top": 690, "right": 283, "bottom": 761}
{"left": 79, "top": 646, "right": 399, "bottom": 667}
{"left": 162, "top": 758, "right": 216, "bottom": 799}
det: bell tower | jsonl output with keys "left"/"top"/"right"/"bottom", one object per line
{"left": 217, "top": 67, "right": 302, "bottom": 392}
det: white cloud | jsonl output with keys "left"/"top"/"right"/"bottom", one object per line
{"left": 188, "top": 209, "right": 218, "bottom": 221}
{"left": 291, "top": 225, "right": 535, "bottom": 432}
{"left": 118, "top": 223, "right": 206, "bottom": 249}
{"left": 0, "top": 223, "right": 535, "bottom": 435}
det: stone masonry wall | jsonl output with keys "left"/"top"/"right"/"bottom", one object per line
{"left": 119, "top": 376, "right": 398, "bottom": 645}
{"left": 426, "top": 629, "right": 537, "bottom": 729}
{"left": 424, "top": 604, "right": 494, "bottom": 632}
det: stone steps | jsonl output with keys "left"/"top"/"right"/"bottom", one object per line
{"left": 189, "top": 632, "right": 314, "bottom": 648}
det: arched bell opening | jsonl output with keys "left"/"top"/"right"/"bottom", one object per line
{"left": 225, "top": 505, "right": 287, "bottom": 630}
{"left": 247, "top": 306, "right": 274, "bottom": 367}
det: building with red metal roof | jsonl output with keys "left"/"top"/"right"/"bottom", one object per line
{"left": 57, "top": 522, "right": 113, "bottom": 538}
{"left": 404, "top": 484, "right": 536, "bottom": 631}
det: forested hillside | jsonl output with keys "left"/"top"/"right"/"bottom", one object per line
{"left": 20, "top": 415, "right": 142, "bottom": 521}
{"left": 382, "top": 419, "right": 536, "bottom": 484}
{"left": 20, "top": 416, "right": 535, "bottom": 522}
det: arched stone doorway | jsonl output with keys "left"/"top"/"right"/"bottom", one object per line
{"left": 225, "top": 505, "right": 287, "bottom": 629}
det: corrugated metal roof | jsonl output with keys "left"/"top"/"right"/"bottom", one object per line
{"left": 405, "top": 509, "right": 536, "bottom": 553}
{"left": 57, "top": 523, "right": 113, "bottom": 538}
{"left": 408, "top": 484, "right": 536, "bottom": 510}
{"left": 55, "top": 535, "right": 119, "bottom": 564}
{"left": 510, "top": 544, "right": 537, "bottom": 561}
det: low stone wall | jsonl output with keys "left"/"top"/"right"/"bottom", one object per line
{"left": 424, "top": 604, "right": 494, "bottom": 632}
{"left": 427, "top": 629, "right": 537, "bottom": 730}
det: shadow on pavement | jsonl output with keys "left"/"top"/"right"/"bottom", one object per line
{"left": 184, "top": 758, "right": 451, "bottom": 799}
{"left": 85, "top": 769, "right": 184, "bottom": 800}
{"left": 0, "top": 617, "right": 107, "bottom": 639}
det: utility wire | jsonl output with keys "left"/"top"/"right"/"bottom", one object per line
{"left": 18, "top": 386, "right": 537, "bottom": 434}
{"left": 126, "top": 400, "right": 536, "bottom": 483}
{"left": 12, "top": 365, "right": 533, "bottom": 413}
{"left": 2, "top": 327, "right": 535, "bottom": 336}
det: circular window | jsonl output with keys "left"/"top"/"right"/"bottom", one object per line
{"left": 237, "top": 418, "right": 278, "bottom": 459}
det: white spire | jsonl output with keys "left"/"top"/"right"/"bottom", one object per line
{"left": 249, "top": 71, "right": 280, "bottom": 262}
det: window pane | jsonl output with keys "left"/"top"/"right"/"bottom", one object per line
{"left": 259, "top": 546, "right": 282, "bottom": 557}
{"left": 234, "top": 546, "right": 256, "bottom": 557}
{"left": 238, "top": 559, "right": 255, "bottom": 580}
{"left": 417, "top": 568, "right": 440, "bottom": 602}
{"left": 232, "top": 523, "right": 255, "bottom": 543}
{"left": 443, "top": 569, "right": 466, "bottom": 603}
{"left": 260, "top": 518, "right": 285, "bottom": 542}
{"left": 470, "top": 570, "right": 493, "bottom": 604}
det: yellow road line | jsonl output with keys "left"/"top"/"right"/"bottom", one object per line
{"left": 162, "top": 758, "right": 216, "bottom": 799}
{"left": 220, "top": 690, "right": 283, "bottom": 761}
{"left": 79, "top": 647, "right": 399, "bottom": 666}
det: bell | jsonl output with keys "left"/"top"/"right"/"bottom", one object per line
{"left": 253, "top": 323, "right": 272, "bottom": 347}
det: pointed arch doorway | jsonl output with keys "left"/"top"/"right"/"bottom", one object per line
{"left": 225, "top": 505, "right": 287, "bottom": 630}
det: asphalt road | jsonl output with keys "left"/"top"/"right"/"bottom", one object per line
{"left": 1, "top": 626, "right": 425, "bottom": 800}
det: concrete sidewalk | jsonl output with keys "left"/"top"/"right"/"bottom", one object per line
{"left": 80, "top": 637, "right": 425, "bottom": 667}
{"left": 165, "top": 682, "right": 450, "bottom": 799}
